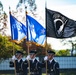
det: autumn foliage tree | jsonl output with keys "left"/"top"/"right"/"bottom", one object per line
{"left": 0, "top": 35, "right": 22, "bottom": 59}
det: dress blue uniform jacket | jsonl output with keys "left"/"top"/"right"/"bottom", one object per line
{"left": 9, "top": 59, "right": 24, "bottom": 75}
{"left": 22, "top": 60, "right": 28, "bottom": 75}
{"left": 42, "top": 59, "right": 60, "bottom": 75}
{"left": 30, "top": 59, "right": 42, "bottom": 75}
{"left": 15, "top": 59, "right": 23, "bottom": 73}
{"left": 22, "top": 59, "right": 42, "bottom": 75}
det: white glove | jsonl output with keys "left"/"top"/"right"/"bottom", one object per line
{"left": 12, "top": 55, "right": 17, "bottom": 62}
{"left": 44, "top": 56, "right": 48, "bottom": 61}
{"left": 35, "top": 57, "right": 39, "bottom": 61}
{"left": 26, "top": 55, "right": 31, "bottom": 60}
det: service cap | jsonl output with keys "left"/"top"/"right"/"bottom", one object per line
{"left": 29, "top": 50, "right": 37, "bottom": 54}
{"left": 47, "top": 50, "right": 55, "bottom": 54}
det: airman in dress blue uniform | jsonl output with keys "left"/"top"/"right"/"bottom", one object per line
{"left": 23, "top": 50, "right": 42, "bottom": 75}
{"left": 42, "top": 50, "right": 60, "bottom": 75}
{"left": 9, "top": 51, "right": 24, "bottom": 75}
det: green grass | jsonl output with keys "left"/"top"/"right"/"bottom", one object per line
{"left": 0, "top": 74, "right": 46, "bottom": 75}
{"left": 42, "top": 74, "right": 46, "bottom": 75}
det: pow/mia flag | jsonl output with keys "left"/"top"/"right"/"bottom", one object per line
{"left": 46, "top": 8, "right": 76, "bottom": 38}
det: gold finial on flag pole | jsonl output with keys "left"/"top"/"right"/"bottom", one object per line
{"left": 9, "top": 6, "right": 11, "bottom": 14}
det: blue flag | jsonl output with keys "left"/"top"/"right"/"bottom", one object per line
{"left": 10, "top": 14, "right": 27, "bottom": 41}
{"left": 26, "top": 15, "right": 46, "bottom": 45}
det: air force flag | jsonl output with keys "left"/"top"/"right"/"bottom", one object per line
{"left": 10, "top": 14, "right": 27, "bottom": 41}
{"left": 26, "top": 15, "right": 46, "bottom": 45}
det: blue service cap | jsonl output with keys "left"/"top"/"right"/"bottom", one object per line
{"left": 47, "top": 50, "right": 55, "bottom": 54}
{"left": 29, "top": 50, "right": 37, "bottom": 54}
{"left": 15, "top": 51, "right": 23, "bottom": 55}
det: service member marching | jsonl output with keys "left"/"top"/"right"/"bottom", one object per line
{"left": 9, "top": 51, "right": 24, "bottom": 75}
{"left": 23, "top": 50, "right": 42, "bottom": 75}
{"left": 42, "top": 50, "right": 60, "bottom": 75}
{"left": 21, "top": 55, "right": 28, "bottom": 75}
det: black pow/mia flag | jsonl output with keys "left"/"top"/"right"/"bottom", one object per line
{"left": 46, "top": 8, "right": 76, "bottom": 38}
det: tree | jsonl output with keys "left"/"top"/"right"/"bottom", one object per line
{"left": 19, "top": 39, "right": 52, "bottom": 56}
{"left": 16, "top": 0, "right": 37, "bottom": 12}
{"left": 0, "top": 34, "right": 22, "bottom": 59}
{"left": 56, "top": 49, "right": 70, "bottom": 56}
{"left": 0, "top": 1, "right": 8, "bottom": 36}
{"left": 0, "top": 33, "right": 53, "bottom": 59}
{"left": 61, "top": 37, "right": 76, "bottom": 56}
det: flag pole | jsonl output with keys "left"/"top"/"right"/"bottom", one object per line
{"left": 25, "top": 6, "right": 30, "bottom": 75}
{"left": 9, "top": 7, "right": 16, "bottom": 75}
{"left": 13, "top": 43, "right": 16, "bottom": 75}
{"left": 45, "top": 1, "right": 48, "bottom": 75}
